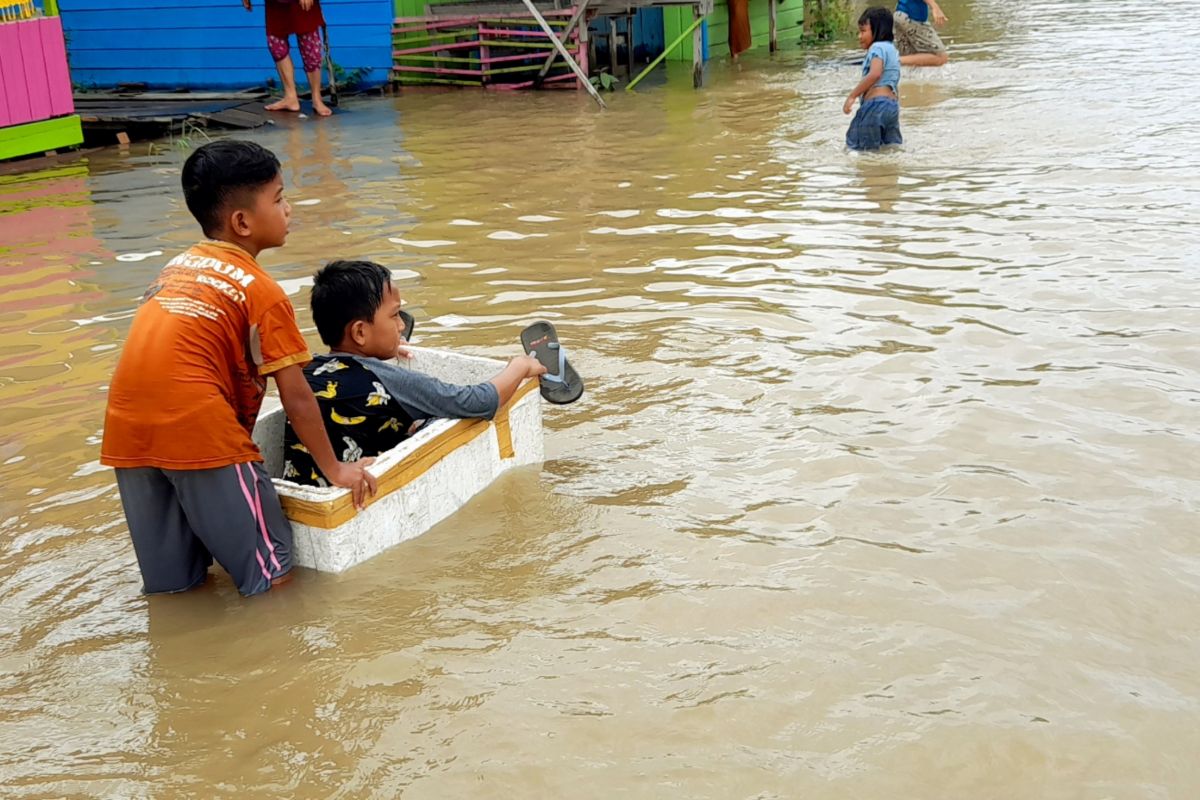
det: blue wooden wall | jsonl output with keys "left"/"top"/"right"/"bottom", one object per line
{"left": 587, "top": 8, "right": 665, "bottom": 65}
{"left": 59, "top": 0, "right": 392, "bottom": 90}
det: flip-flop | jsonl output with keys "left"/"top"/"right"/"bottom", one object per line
{"left": 520, "top": 321, "right": 584, "bottom": 405}
{"left": 400, "top": 309, "right": 415, "bottom": 341}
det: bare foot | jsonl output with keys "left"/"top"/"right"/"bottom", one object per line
{"left": 312, "top": 98, "right": 333, "bottom": 117}
{"left": 265, "top": 96, "right": 301, "bottom": 112}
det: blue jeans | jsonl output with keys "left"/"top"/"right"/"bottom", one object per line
{"left": 846, "top": 97, "right": 902, "bottom": 151}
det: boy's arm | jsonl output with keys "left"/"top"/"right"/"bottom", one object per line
{"left": 365, "top": 355, "right": 545, "bottom": 421}
{"left": 844, "top": 58, "right": 884, "bottom": 114}
{"left": 273, "top": 364, "right": 377, "bottom": 508}
{"left": 925, "top": 0, "right": 947, "bottom": 26}
{"left": 489, "top": 356, "right": 547, "bottom": 407}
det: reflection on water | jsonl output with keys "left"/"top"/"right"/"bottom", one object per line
{"left": 3, "top": 0, "right": 1200, "bottom": 795}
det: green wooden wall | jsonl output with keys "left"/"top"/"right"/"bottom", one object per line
{"left": 0, "top": 116, "right": 83, "bottom": 162}
{"left": 663, "top": 0, "right": 803, "bottom": 61}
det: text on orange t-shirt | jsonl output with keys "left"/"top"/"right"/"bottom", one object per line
{"left": 101, "top": 241, "right": 311, "bottom": 470}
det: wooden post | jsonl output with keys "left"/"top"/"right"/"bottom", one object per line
{"left": 520, "top": 0, "right": 605, "bottom": 107}
{"left": 579, "top": 16, "right": 590, "bottom": 82}
{"left": 479, "top": 20, "right": 489, "bottom": 86}
{"left": 691, "top": 5, "right": 704, "bottom": 89}
{"left": 626, "top": 13, "right": 636, "bottom": 76}
{"left": 608, "top": 16, "right": 618, "bottom": 77}
{"left": 769, "top": 0, "right": 778, "bottom": 53}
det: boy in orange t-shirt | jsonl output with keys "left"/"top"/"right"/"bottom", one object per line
{"left": 101, "top": 140, "right": 376, "bottom": 597}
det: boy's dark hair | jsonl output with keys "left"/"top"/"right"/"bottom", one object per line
{"left": 311, "top": 260, "right": 392, "bottom": 347}
{"left": 858, "top": 7, "right": 894, "bottom": 42}
{"left": 181, "top": 140, "right": 281, "bottom": 237}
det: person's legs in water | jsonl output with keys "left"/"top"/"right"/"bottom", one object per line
{"left": 266, "top": 33, "right": 302, "bottom": 112}
{"left": 846, "top": 97, "right": 902, "bottom": 151}
{"left": 894, "top": 11, "right": 948, "bottom": 67}
{"left": 901, "top": 50, "right": 948, "bottom": 67}
{"left": 298, "top": 29, "right": 331, "bottom": 116}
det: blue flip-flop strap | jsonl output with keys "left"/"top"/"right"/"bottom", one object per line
{"left": 540, "top": 342, "right": 567, "bottom": 384}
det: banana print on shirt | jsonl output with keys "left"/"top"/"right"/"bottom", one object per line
{"left": 313, "top": 359, "right": 348, "bottom": 376}
{"left": 366, "top": 381, "right": 392, "bottom": 407}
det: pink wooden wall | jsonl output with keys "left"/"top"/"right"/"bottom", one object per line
{"left": 0, "top": 17, "right": 75, "bottom": 129}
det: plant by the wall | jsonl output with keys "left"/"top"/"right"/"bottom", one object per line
{"left": 589, "top": 71, "right": 619, "bottom": 92}
{"left": 803, "top": 0, "right": 851, "bottom": 42}
{"left": 330, "top": 61, "right": 371, "bottom": 92}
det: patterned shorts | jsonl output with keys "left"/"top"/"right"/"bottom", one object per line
{"left": 894, "top": 11, "right": 946, "bottom": 56}
{"left": 267, "top": 30, "right": 324, "bottom": 74}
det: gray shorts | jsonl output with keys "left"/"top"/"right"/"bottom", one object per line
{"left": 894, "top": 11, "right": 946, "bottom": 56}
{"left": 115, "top": 462, "right": 293, "bottom": 597}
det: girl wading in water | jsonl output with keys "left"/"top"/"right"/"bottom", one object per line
{"left": 843, "top": 7, "right": 902, "bottom": 151}
{"left": 244, "top": 0, "right": 333, "bottom": 117}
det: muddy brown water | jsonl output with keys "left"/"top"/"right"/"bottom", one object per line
{"left": 2, "top": 0, "right": 1199, "bottom": 796}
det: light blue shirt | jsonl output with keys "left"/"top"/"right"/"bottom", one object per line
{"left": 896, "top": 0, "right": 928, "bottom": 23}
{"left": 863, "top": 41, "right": 901, "bottom": 95}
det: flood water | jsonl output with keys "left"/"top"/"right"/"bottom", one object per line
{"left": 3, "top": 0, "right": 1200, "bottom": 795}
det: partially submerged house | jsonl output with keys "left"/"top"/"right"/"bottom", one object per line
{"left": 47, "top": 0, "right": 802, "bottom": 94}
{"left": 0, "top": 0, "right": 83, "bottom": 160}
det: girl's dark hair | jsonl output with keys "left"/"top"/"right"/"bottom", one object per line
{"left": 311, "top": 260, "right": 393, "bottom": 347}
{"left": 858, "top": 7, "right": 894, "bottom": 42}
{"left": 181, "top": 140, "right": 281, "bottom": 237}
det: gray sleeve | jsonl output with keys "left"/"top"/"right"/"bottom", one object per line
{"left": 357, "top": 356, "right": 500, "bottom": 421}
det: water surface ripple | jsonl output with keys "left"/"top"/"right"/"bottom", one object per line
{"left": 1, "top": 0, "right": 1199, "bottom": 796}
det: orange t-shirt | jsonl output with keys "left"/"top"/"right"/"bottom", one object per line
{"left": 101, "top": 241, "right": 311, "bottom": 470}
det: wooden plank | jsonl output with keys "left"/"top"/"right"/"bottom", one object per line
{"left": 18, "top": 21, "right": 53, "bottom": 121}
{"left": 73, "top": 91, "right": 268, "bottom": 103}
{"left": 399, "top": 50, "right": 575, "bottom": 66}
{"left": 0, "top": 24, "right": 33, "bottom": 125}
{"left": 395, "top": 61, "right": 566, "bottom": 77}
{"left": 200, "top": 103, "right": 270, "bottom": 128}
{"left": 0, "top": 115, "right": 83, "bottom": 162}
{"left": 691, "top": 4, "right": 703, "bottom": 87}
{"left": 72, "top": 99, "right": 246, "bottom": 115}
{"left": 66, "top": 23, "right": 382, "bottom": 49}
{"left": 415, "top": 2, "right": 572, "bottom": 16}
{"left": 0, "top": 38, "right": 8, "bottom": 128}
{"left": 38, "top": 17, "right": 76, "bottom": 117}
{"left": 396, "top": 39, "right": 557, "bottom": 58}
{"left": 608, "top": 16, "right": 618, "bottom": 75}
